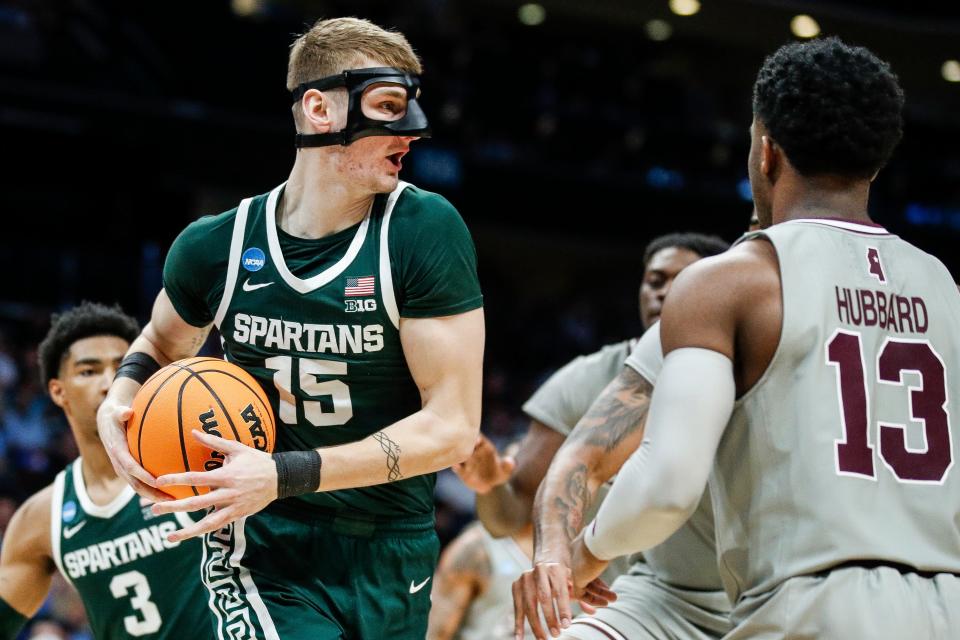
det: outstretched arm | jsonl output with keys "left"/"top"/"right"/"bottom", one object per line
{"left": 576, "top": 243, "right": 779, "bottom": 576}
{"left": 155, "top": 308, "right": 485, "bottom": 540}
{"left": 456, "top": 421, "right": 564, "bottom": 538}
{"left": 0, "top": 488, "right": 55, "bottom": 638}
{"left": 512, "top": 366, "right": 651, "bottom": 639}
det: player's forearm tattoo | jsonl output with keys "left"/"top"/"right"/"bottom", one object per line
{"left": 556, "top": 464, "right": 590, "bottom": 541}
{"left": 373, "top": 432, "right": 403, "bottom": 481}
{"left": 568, "top": 367, "right": 653, "bottom": 451}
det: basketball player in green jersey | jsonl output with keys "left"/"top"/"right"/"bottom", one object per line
{"left": 0, "top": 302, "right": 209, "bottom": 639}
{"left": 96, "top": 17, "right": 484, "bottom": 640}
{"left": 569, "top": 38, "right": 960, "bottom": 638}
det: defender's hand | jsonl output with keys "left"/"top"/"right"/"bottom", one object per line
{"left": 152, "top": 430, "right": 278, "bottom": 541}
{"left": 96, "top": 396, "right": 170, "bottom": 503}
{"left": 452, "top": 434, "right": 515, "bottom": 494}
{"left": 512, "top": 561, "right": 573, "bottom": 640}
{"left": 570, "top": 531, "right": 611, "bottom": 597}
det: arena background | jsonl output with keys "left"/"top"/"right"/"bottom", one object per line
{"left": 0, "top": 1, "right": 958, "bottom": 637}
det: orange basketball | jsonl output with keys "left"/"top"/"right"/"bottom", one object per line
{"left": 127, "top": 357, "right": 276, "bottom": 500}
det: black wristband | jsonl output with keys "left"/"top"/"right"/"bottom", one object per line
{"left": 274, "top": 450, "right": 322, "bottom": 499}
{"left": 115, "top": 352, "right": 162, "bottom": 385}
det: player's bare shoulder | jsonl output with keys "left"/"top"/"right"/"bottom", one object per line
{"left": 3, "top": 484, "right": 54, "bottom": 563}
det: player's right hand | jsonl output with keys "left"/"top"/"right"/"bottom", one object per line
{"left": 511, "top": 561, "right": 617, "bottom": 640}
{"left": 452, "top": 434, "right": 515, "bottom": 494}
{"left": 96, "top": 395, "right": 171, "bottom": 503}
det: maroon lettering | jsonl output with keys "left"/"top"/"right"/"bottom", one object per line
{"left": 835, "top": 287, "right": 850, "bottom": 325}
{"left": 884, "top": 293, "right": 899, "bottom": 331}
{"left": 878, "top": 341, "right": 951, "bottom": 482}
{"left": 876, "top": 291, "right": 888, "bottom": 329}
{"left": 860, "top": 289, "right": 877, "bottom": 326}
{"left": 896, "top": 296, "right": 914, "bottom": 333}
{"left": 848, "top": 290, "right": 863, "bottom": 324}
{"left": 827, "top": 331, "right": 875, "bottom": 478}
{"left": 912, "top": 297, "right": 929, "bottom": 334}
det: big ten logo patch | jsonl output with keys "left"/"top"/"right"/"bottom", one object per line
{"left": 345, "top": 299, "right": 378, "bottom": 313}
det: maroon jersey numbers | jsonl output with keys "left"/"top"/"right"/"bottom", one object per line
{"left": 827, "top": 330, "right": 953, "bottom": 484}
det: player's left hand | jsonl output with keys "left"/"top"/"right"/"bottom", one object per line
{"left": 569, "top": 531, "right": 610, "bottom": 596}
{"left": 150, "top": 430, "right": 278, "bottom": 542}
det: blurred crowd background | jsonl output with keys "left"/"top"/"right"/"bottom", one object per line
{"left": 1, "top": 0, "right": 959, "bottom": 636}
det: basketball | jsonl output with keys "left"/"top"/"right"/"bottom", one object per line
{"left": 126, "top": 357, "right": 276, "bottom": 500}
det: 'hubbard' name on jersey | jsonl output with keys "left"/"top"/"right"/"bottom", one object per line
{"left": 835, "top": 287, "right": 928, "bottom": 333}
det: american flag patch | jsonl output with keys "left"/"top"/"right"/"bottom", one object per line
{"left": 345, "top": 276, "right": 376, "bottom": 297}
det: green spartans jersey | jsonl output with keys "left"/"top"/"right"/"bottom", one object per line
{"left": 51, "top": 460, "right": 208, "bottom": 639}
{"left": 714, "top": 218, "right": 960, "bottom": 605}
{"left": 163, "top": 181, "right": 482, "bottom": 517}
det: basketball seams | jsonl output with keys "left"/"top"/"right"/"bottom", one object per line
{"left": 191, "top": 368, "right": 275, "bottom": 449}
{"left": 131, "top": 357, "right": 276, "bottom": 499}
{"left": 177, "top": 375, "right": 201, "bottom": 497}
{"left": 134, "top": 367, "right": 192, "bottom": 468}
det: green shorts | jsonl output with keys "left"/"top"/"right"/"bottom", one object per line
{"left": 201, "top": 502, "right": 439, "bottom": 640}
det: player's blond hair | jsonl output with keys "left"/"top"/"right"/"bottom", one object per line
{"left": 287, "top": 17, "right": 422, "bottom": 125}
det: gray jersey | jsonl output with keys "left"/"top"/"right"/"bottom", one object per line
{"left": 523, "top": 339, "right": 637, "bottom": 583}
{"left": 456, "top": 526, "right": 533, "bottom": 640}
{"left": 714, "top": 218, "right": 960, "bottom": 605}
{"left": 625, "top": 326, "right": 727, "bottom": 597}
{"left": 523, "top": 339, "right": 639, "bottom": 436}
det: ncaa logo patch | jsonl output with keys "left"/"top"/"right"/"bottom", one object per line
{"left": 242, "top": 247, "right": 266, "bottom": 272}
{"left": 62, "top": 500, "right": 77, "bottom": 523}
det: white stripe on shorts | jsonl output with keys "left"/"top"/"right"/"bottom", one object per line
{"left": 568, "top": 617, "right": 630, "bottom": 640}
{"left": 231, "top": 516, "right": 281, "bottom": 640}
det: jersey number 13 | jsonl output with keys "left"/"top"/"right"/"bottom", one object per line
{"left": 827, "top": 331, "right": 952, "bottom": 484}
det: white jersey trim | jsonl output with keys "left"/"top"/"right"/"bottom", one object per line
{"left": 232, "top": 516, "right": 281, "bottom": 640}
{"left": 788, "top": 218, "right": 892, "bottom": 235}
{"left": 265, "top": 182, "right": 373, "bottom": 295}
{"left": 379, "top": 181, "right": 409, "bottom": 329}
{"left": 72, "top": 456, "right": 135, "bottom": 519}
{"left": 50, "top": 470, "right": 68, "bottom": 584}
{"left": 213, "top": 197, "right": 253, "bottom": 329}
{"left": 568, "top": 617, "right": 630, "bottom": 640}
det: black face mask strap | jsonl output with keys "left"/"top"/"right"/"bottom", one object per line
{"left": 292, "top": 67, "right": 430, "bottom": 148}
{"left": 295, "top": 131, "right": 348, "bottom": 147}
{"left": 292, "top": 73, "right": 349, "bottom": 147}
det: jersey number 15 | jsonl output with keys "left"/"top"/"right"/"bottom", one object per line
{"left": 264, "top": 355, "right": 353, "bottom": 426}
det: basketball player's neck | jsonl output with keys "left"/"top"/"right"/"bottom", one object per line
{"left": 280, "top": 154, "right": 376, "bottom": 239}
{"left": 75, "top": 421, "right": 129, "bottom": 504}
{"left": 771, "top": 174, "right": 873, "bottom": 226}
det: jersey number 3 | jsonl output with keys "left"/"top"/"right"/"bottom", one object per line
{"left": 110, "top": 570, "right": 162, "bottom": 636}
{"left": 265, "top": 355, "right": 353, "bottom": 426}
{"left": 827, "top": 331, "right": 953, "bottom": 483}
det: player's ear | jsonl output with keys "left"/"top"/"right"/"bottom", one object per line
{"left": 48, "top": 378, "right": 66, "bottom": 409}
{"left": 760, "top": 135, "right": 778, "bottom": 179}
{"left": 301, "top": 89, "right": 335, "bottom": 134}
